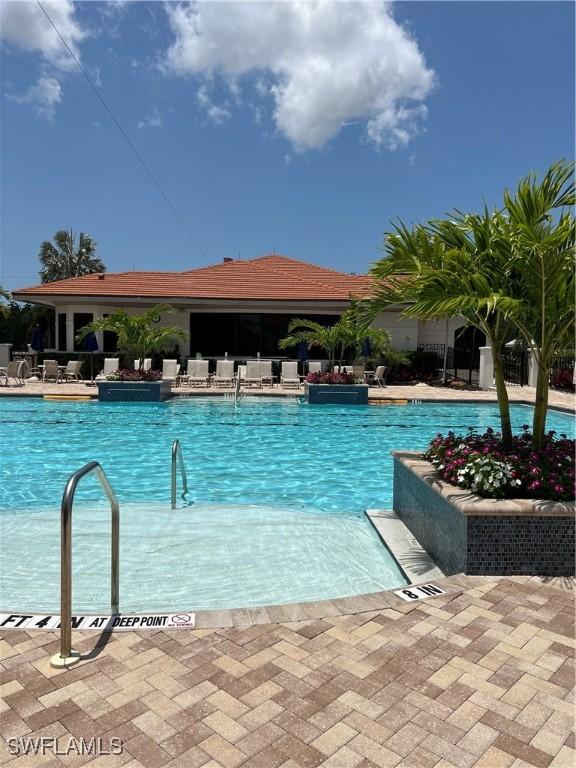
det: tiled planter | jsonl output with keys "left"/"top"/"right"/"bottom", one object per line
{"left": 392, "top": 451, "right": 575, "bottom": 577}
{"left": 98, "top": 381, "right": 172, "bottom": 402}
{"left": 305, "top": 383, "right": 368, "bottom": 405}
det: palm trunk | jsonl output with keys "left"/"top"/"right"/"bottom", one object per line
{"left": 532, "top": 365, "right": 549, "bottom": 450}
{"left": 492, "top": 347, "right": 513, "bottom": 451}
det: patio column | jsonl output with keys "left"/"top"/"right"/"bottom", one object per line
{"left": 65, "top": 311, "right": 74, "bottom": 352}
{"left": 478, "top": 346, "right": 494, "bottom": 390}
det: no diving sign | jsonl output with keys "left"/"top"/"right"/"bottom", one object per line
{"left": 0, "top": 612, "right": 196, "bottom": 631}
{"left": 394, "top": 584, "right": 446, "bottom": 602}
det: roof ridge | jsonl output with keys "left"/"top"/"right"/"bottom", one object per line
{"left": 247, "top": 258, "right": 368, "bottom": 298}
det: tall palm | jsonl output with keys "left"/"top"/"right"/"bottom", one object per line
{"left": 77, "top": 304, "right": 188, "bottom": 373}
{"left": 39, "top": 229, "right": 105, "bottom": 283}
{"left": 361, "top": 214, "right": 516, "bottom": 449}
{"left": 0, "top": 286, "right": 11, "bottom": 318}
{"left": 503, "top": 161, "right": 575, "bottom": 447}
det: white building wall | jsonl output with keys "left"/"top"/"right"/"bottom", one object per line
{"left": 417, "top": 318, "right": 465, "bottom": 347}
{"left": 371, "top": 311, "right": 419, "bottom": 351}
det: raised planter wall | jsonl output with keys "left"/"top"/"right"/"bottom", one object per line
{"left": 392, "top": 451, "right": 575, "bottom": 577}
{"left": 98, "top": 381, "right": 172, "bottom": 402}
{"left": 305, "top": 383, "right": 368, "bottom": 405}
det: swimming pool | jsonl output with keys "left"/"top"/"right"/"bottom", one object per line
{"left": 1, "top": 398, "right": 573, "bottom": 612}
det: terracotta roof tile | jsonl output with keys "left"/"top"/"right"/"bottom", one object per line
{"left": 12, "top": 254, "right": 373, "bottom": 302}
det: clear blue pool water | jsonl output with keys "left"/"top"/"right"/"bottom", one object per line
{"left": 0, "top": 397, "right": 573, "bottom": 612}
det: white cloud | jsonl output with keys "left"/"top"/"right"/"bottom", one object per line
{"left": 8, "top": 74, "right": 62, "bottom": 119}
{"left": 0, "top": 0, "right": 85, "bottom": 71}
{"left": 197, "top": 84, "right": 230, "bottom": 124}
{"left": 137, "top": 105, "right": 163, "bottom": 129}
{"left": 163, "top": 0, "right": 435, "bottom": 152}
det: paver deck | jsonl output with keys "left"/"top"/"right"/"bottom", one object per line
{"left": 1, "top": 576, "right": 574, "bottom": 767}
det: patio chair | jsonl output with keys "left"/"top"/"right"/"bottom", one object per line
{"left": 134, "top": 358, "right": 152, "bottom": 372}
{"left": 186, "top": 360, "right": 210, "bottom": 387}
{"left": 63, "top": 360, "right": 83, "bottom": 382}
{"left": 96, "top": 358, "right": 120, "bottom": 380}
{"left": 0, "top": 360, "right": 25, "bottom": 387}
{"left": 237, "top": 364, "right": 246, "bottom": 384}
{"left": 307, "top": 361, "right": 323, "bottom": 375}
{"left": 42, "top": 360, "right": 63, "bottom": 383}
{"left": 259, "top": 360, "right": 274, "bottom": 387}
{"left": 352, "top": 365, "right": 365, "bottom": 380}
{"left": 281, "top": 361, "right": 300, "bottom": 389}
{"left": 373, "top": 365, "right": 388, "bottom": 387}
{"left": 162, "top": 359, "right": 180, "bottom": 382}
{"left": 245, "top": 360, "right": 263, "bottom": 388}
{"left": 212, "top": 360, "right": 235, "bottom": 387}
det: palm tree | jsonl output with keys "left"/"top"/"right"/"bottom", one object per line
{"left": 360, "top": 214, "right": 517, "bottom": 450}
{"left": 76, "top": 304, "right": 188, "bottom": 374}
{"left": 0, "top": 286, "right": 11, "bottom": 319}
{"left": 39, "top": 229, "right": 105, "bottom": 283}
{"left": 503, "top": 161, "right": 575, "bottom": 448}
{"left": 279, "top": 318, "right": 344, "bottom": 371}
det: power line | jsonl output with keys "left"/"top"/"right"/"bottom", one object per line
{"left": 36, "top": 0, "right": 210, "bottom": 265}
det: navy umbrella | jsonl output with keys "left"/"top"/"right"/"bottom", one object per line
{"left": 31, "top": 324, "right": 44, "bottom": 352}
{"left": 361, "top": 337, "right": 372, "bottom": 358}
{"left": 83, "top": 331, "right": 99, "bottom": 383}
{"left": 297, "top": 342, "right": 308, "bottom": 375}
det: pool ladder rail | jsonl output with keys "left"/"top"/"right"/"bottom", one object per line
{"left": 50, "top": 461, "right": 119, "bottom": 669}
{"left": 171, "top": 439, "right": 189, "bottom": 509}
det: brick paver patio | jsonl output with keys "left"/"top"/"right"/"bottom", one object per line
{"left": 1, "top": 576, "right": 574, "bottom": 768}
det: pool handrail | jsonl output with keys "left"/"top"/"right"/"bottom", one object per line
{"left": 50, "top": 461, "right": 119, "bottom": 668}
{"left": 171, "top": 439, "right": 188, "bottom": 509}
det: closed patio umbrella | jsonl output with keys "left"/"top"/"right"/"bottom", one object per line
{"left": 31, "top": 324, "right": 44, "bottom": 352}
{"left": 297, "top": 342, "right": 308, "bottom": 375}
{"left": 83, "top": 331, "right": 99, "bottom": 383}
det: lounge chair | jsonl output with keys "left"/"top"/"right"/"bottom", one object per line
{"left": 212, "top": 360, "right": 235, "bottom": 387}
{"left": 0, "top": 360, "right": 24, "bottom": 387}
{"left": 307, "top": 361, "right": 323, "bottom": 375}
{"left": 162, "top": 359, "right": 179, "bottom": 381}
{"left": 352, "top": 365, "right": 365, "bottom": 380}
{"left": 96, "top": 358, "right": 120, "bottom": 380}
{"left": 63, "top": 360, "right": 83, "bottom": 382}
{"left": 281, "top": 361, "right": 300, "bottom": 389}
{"left": 134, "top": 358, "right": 152, "bottom": 372}
{"left": 185, "top": 360, "right": 210, "bottom": 387}
{"left": 373, "top": 365, "right": 388, "bottom": 387}
{"left": 42, "top": 360, "right": 63, "bottom": 383}
{"left": 259, "top": 360, "right": 273, "bottom": 387}
{"left": 245, "top": 360, "right": 263, "bottom": 388}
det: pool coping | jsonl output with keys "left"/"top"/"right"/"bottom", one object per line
{"left": 1, "top": 388, "right": 573, "bottom": 413}
{"left": 0, "top": 573, "right": 494, "bottom": 631}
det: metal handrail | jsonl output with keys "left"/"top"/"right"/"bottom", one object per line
{"left": 234, "top": 372, "right": 241, "bottom": 402}
{"left": 50, "top": 462, "right": 119, "bottom": 668}
{"left": 171, "top": 440, "right": 188, "bottom": 509}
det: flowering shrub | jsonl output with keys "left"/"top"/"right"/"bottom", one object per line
{"left": 425, "top": 426, "right": 575, "bottom": 501}
{"left": 550, "top": 367, "right": 575, "bottom": 392}
{"left": 306, "top": 371, "right": 356, "bottom": 385}
{"left": 106, "top": 369, "right": 163, "bottom": 382}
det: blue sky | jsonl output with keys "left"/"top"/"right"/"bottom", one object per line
{"left": 1, "top": 1, "right": 574, "bottom": 291}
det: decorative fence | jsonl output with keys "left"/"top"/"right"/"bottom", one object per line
{"left": 417, "top": 343, "right": 480, "bottom": 384}
{"left": 501, "top": 347, "right": 529, "bottom": 386}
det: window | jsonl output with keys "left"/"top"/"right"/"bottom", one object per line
{"left": 73, "top": 313, "right": 93, "bottom": 351}
{"left": 189, "top": 313, "right": 339, "bottom": 357}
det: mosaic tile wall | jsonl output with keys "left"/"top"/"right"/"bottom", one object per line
{"left": 306, "top": 384, "right": 369, "bottom": 404}
{"left": 393, "top": 457, "right": 575, "bottom": 576}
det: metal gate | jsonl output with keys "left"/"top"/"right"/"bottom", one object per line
{"left": 502, "top": 347, "right": 529, "bottom": 386}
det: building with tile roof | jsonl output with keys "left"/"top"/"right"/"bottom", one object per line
{"left": 11, "top": 253, "right": 463, "bottom": 357}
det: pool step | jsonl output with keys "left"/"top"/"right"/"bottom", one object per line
{"left": 365, "top": 509, "right": 444, "bottom": 584}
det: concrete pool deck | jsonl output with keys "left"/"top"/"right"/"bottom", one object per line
{"left": 1, "top": 575, "right": 574, "bottom": 768}
{"left": 0, "top": 381, "right": 574, "bottom": 412}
